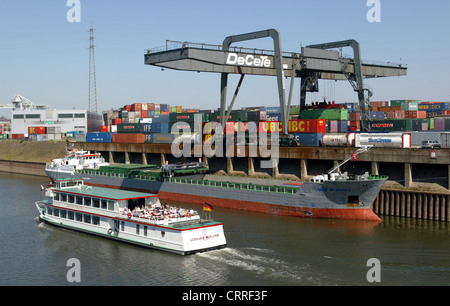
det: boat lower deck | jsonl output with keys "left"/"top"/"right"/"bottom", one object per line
{"left": 36, "top": 200, "right": 227, "bottom": 255}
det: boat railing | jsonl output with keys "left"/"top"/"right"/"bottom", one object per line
{"left": 78, "top": 169, "right": 298, "bottom": 194}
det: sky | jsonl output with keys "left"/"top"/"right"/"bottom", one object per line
{"left": 0, "top": 0, "right": 449, "bottom": 118}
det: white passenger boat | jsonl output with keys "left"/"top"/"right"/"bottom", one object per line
{"left": 45, "top": 149, "right": 109, "bottom": 180}
{"left": 35, "top": 178, "right": 227, "bottom": 255}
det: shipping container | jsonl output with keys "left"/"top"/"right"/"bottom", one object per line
{"left": 46, "top": 126, "right": 62, "bottom": 134}
{"left": 369, "top": 111, "right": 384, "bottom": 120}
{"left": 76, "top": 133, "right": 86, "bottom": 142}
{"left": 300, "top": 108, "right": 348, "bottom": 120}
{"left": 144, "top": 134, "right": 153, "bottom": 143}
{"left": 169, "top": 121, "right": 202, "bottom": 133}
{"left": 440, "top": 132, "right": 450, "bottom": 148}
{"left": 101, "top": 125, "right": 110, "bottom": 132}
{"left": 86, "top": 132, "right": 113, "bottom": 143}
{"left": 151, "top": 133, "right": 176, "bottom": 144}
{"left": 356, "top": 133, "right": 411, "bottom": 148}
{"left": 112, "top": 133, "right": 145, "bottom": 144}
{"left": 260, "top": 107, "right": 281, "bottom": 114}
{"left": 169, "top": 112, "right": 208, "bottom": 122}
{"left": 370, "top": 119, "right": 412, "bottom": 131}
{"left": 28, "top": 126, "right": 46, "bottom": 134}
{"left": 287, "top": 119, "right": 326, "bottom": 133}
{"left": 322, "top": 133, "right": 353, "bottom": 147}
{"left": 141, "top": 123, "right": 169, "bottom": 133}
{"left": 258, "top": 121, "right": 281, "bottom": 133}
{"left": 152, "top": 114, "right": 170, "bottom": 123}
{"left": 117, "top": 123, "right": 142, "bottom": 133}
{"left": 291, "top": 133, "right": 322, "bottom": 147}
{"left": 349, "top": 112, "right": 361, "bottom": 121}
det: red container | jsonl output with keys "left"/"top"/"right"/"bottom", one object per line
{"left": 112, "top": 133, "right": 145, "bottom": 144}
{"left": 147, "top": 103, "right": 155, "bottom": 111}
{"left": 287, "top": 119, "right": 326, "bottom": 133}
{"left": 28, "top": 127, "right": 46, "bottom": 134}
{"left": 12, "top": 134, "right": 25, "bottom": 139}
{"left": 124, "top": 105, "right": 132, "bottom": 111}
{"left": 131, "top": 103, "right": 142, "bottom": 111}
{"left": 112, "top": 118, "right": 122, "bottom": 125}
{"left": 101, "top": 125, "right": 109, "bottom": 132}
{"left": 141, "top": 110, "right": 148, "bottom": 118}
{"left": 258, "top": 121, "right": 282, "bottom": 133}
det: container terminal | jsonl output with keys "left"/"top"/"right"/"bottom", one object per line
{"left": 1, "top": 29, "right": 449, "bottom": 221}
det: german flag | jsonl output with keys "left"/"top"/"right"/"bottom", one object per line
{"left": 203, "top": 203, "right": 214, "bottom": 212}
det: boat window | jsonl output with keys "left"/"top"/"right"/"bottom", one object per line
{"left": 92, "top": 216, "right": 100, "bottom": 225}
{"left": 68, "top": 211, "right": 74, "bottom": 220}
{"left": 76, "top": 196, "right": 83, "bottom": 205}
{"left": 92, "top": 199, "right": 100, "bottom": 208}
{"left": 68, "top": 194, "right": 75, "bottom": 204}
{"left": 136, "top": 224, "right": 140, "bottom": 235}
{"left": 60, "top": 210, "right": 67, "bottom": 218}
{"left": 108, "top": 201, "right": 115, "bottom": 211}
{"left": 101, "top": 200, "right": 107, "bottom": 209}
{"left": 75, "top": 212, "right": 82, "bottom": 222}
{"left": 121, "top": 221, "right": 125, "bottom": 231}
{"left": 54, "top": 208, "right": 60, "bottom": 217}
{"left": 84, "top": 197, "right": 91, "bottom": 206}
{"left": 61, "top": 193, "right": 67, "bottom": 202}
{"left": 144, "top": 226, "right": 148, "bottom": 236}
{"left": 83, "top": 214, "right": 91, "bottom": 224}
{"left": 54, "top": 192, "right": 60, "bottom": 201}
{"left": 47, "top": 206, "right": 53, "bottom": 215}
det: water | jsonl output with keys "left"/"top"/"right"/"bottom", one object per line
{"left": 0, "top": 172, "right": 449, "bottom": 286}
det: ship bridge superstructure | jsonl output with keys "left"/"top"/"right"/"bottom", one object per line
{"left": 144, "top": 29, "right": 407, "bottom": 132}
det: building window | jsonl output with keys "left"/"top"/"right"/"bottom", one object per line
{"left": 25, "top": 114, "right": 40, "bottom": 119}
{"left": 13, "top": 114, "right": 24, "bottom": 119}
{"left": 74, "top": 113, "right": 86, "bottom": 118}
{"left": 58, "top": 113, "right": 73, "bottom": 119}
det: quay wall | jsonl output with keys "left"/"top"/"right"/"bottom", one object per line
{"left": 0, "top": 140, "right": 449, "bottom": 221}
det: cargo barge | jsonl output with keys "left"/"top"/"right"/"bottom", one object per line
{"left": 44, "top": 150, "right": 387, "bottom": 221}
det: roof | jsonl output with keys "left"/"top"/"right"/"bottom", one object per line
{"left": 52, "top": 185, "right": 158, "bottom": 200}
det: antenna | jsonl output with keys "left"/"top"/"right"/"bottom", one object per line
{"left": 89, "top": 26, "right": 98, "bottom": 113}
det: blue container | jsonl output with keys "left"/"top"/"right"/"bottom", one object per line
{"left": 260, "top": 107, "right": 281, "bottom": 114}
{"left": 86, "top": 132, "right": 113, "bottom": 143}
{"left": 370, "top": 111, "right": 384, "bottom": 120}
{"left": 291, "top": 133, "right": 322, "bottom": 147}
{"left": 142, "top": 123, "right": 169, "bottom": 133}
{"left": 151, "top": 114, "right": 170, "bottom": 123}
{"left": 144, "top": 134, "right": 153, "bottom": 143}
{"left": 338, "top": 120, "right": 348, "bottom": 133}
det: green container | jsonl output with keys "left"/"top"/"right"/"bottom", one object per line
{"left": 169, "top": 112, "right": 208, "bottom": 122}
{"left": 289, "top": 106, "right": 301, "bottom": 115}
{"left": 428, "top": 118, "right": 435, "bottom": 130}
{"left": 370, "top": 119, "right": 412, "bottom": 131}
{"left": 117, "top": 123, "right": 142, "bottom": 133}
{"left": 300, "top": 109, "right": 348, "bottom": 120}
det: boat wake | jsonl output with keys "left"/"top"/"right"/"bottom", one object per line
{"left": 196, "top": 247, "right": 331, "bottom": 285}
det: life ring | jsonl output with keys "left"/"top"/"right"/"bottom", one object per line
{"left": 127, "top": 212, "right": 132, "bottom": 219}
{"left": 108, "top": 228, "right": 112, "bottom": 234}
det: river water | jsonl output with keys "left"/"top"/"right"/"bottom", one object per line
{"left": 0, "top": 172, "right": 448, "bottom": 288}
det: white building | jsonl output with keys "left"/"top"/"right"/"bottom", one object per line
{"left": 11, "top": 108, "right": 102, "bottom": 135}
